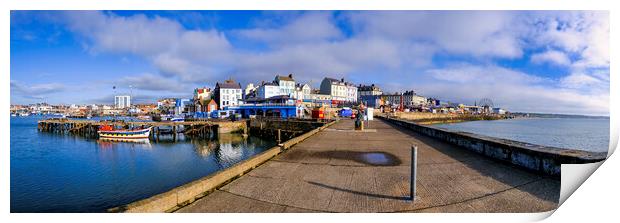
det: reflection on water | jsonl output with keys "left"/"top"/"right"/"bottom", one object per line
{"left": 10, "top": 116, "right": 277, "bottom": 212}
{"left": 97, "top": 138, "right": 152, "bottom": 148}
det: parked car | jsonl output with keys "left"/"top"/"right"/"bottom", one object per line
{"left": 339, "top": 107, "right": 353, "bottom": 117}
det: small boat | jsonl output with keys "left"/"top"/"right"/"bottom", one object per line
{"left": 11, "top": 113, "right": 17, "bottom": 117}
{"left": 98, "top": 125, "right": 152, "bottom": 139}
{"left": 161, "top": 114, "right": 185, "bottom": 122}
{"left": 171, "top": 117, "right": 185, "bottom": 122}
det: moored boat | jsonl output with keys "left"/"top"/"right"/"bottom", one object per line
{"left": 97, "top": 125, "right": 152, "bottom": 139}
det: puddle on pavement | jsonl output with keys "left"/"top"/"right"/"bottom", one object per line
{"left": 360, "top": 153, "right": 393, "bottom": 165}
{"left": 303, "top": 150, "right": 402, "bottom": 166}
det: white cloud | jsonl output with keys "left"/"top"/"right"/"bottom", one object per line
{"left": 11, "top": 80, "right": 65, "bottom": 96}
{"left": 427, "top": 64, "right": 544, "bottom": 84}
{"left": 421, "top": 64, "right": 608, "bottom": 116}
{"left": 530, "top": 50, "right": 571, "bottom": 66}
{"left": 63, "top": 11, "right": 234, "bottom": 83}
{"left": 560, "top": 72, "right": 606, "bottom": 89}
{"left": 65, "top": 11, "right": 182, "bottom": 56}
{"left": 345, "top": 11, "right": 524, "bottom": 58}
{"left": 118, "top": 73, "right": 188, "bottom": 92}
{"left": 526, "top": 11, "right": 609, "bottom": 69}
{"left": 236, "top": 12, "right": 343, "bottom": 45}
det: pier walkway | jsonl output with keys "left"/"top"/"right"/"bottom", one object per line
{"left": 176, "top": 119, "right": 559, "bottom": 212}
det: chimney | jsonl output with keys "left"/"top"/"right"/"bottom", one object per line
{"left": 288, "top": 73, "right": 293, "bottom": 78}
{"left": 341, "top": 78, "right": 344, "bottom": 82}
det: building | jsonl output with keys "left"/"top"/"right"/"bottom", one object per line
{"left": 114, "top": 95, "right": 131, "bottom": 109}
{"left": 193, "top": 87, "right": 212, "bottom": 113}
{"left": 195, "top": 98, "right": 218, "bottom": 113}
{"left": 133, "top": 104, "right": 157, "bottom": 114}
{"left": 382, "top": 94, "right": 403, "bottom": 108}
{"left": 308, "top": 89, "right": 332, "bottom": 106}
{"left": 102, "top": 108, "right": 124, "bottom": 116}
{"left": 256, "top": 82, "right": 280, "bottom": 99}
{"left": 346, "top": 84, "right": 357, "bottom": 103}
{"left": 294, "top": 83, "right": 312, "bottom": 100}
{"left": 274, "top": 74, "right": 296, "bottom": 97}
{"left": 157, "top": 98, "right": 177, "bottom": 114}
{"left": 194, "top": 87, "right": 212, "bottom": 101}
{"left": 175, "top": 98, "right": 193, "bottom": 115}
{"left": 358, "top": 84, "right": 382, "bottom": 101}
{"left": 320, "top": 77, "right": 348, "bottom": 102}
{"left": 381, "top": 91, "right": 427, "bottom": 109}
{"left": 244, "top": 83, "right": 258, "bottom": 99}
{"left": 493, "top": 107, "right": 507, "bottom": 115}
{"left": 214, "top": 79, "right": 243, "bottom": 109}
{"left": 402, "top": 91, "right": 427, "bottom": 107}
{"left": 359, "top": 95, "right": 383, "bottom": 108}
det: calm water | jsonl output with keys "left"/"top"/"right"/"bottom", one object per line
{"left": 434, "top": 118, "right": 609, "bottom": 153}
{"left": 10, "top": 116, "right": 276, "bottom": 212}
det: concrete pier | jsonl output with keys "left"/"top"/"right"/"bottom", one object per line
{"left": 176, "top": 119, "right": 564, "bottom": 213}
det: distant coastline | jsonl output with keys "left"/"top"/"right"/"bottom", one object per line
{"left": 510, "top": 112, "right": 609, "bottom": 119}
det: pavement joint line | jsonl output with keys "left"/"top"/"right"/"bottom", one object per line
{"left": 245, "top": 174, "right": 284, "bottom": 180}
{"left": 385, "top": 178, "right": 548, "bottom": 213}
{"left": 272, "top": 155, "right": 481, "bottom": 167}
{"left": 218, "top": 189, "right": 335, "bottom": 213}
{"left": 270, "top": 159, "right": 411, "bottom": 167}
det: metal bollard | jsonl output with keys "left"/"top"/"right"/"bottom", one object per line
{"left": 410, "top": 145, "right": 418, "bottom": 201}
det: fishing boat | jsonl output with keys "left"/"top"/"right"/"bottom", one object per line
{"left": 97, "top": 125, "right": 152, "bottom": 139}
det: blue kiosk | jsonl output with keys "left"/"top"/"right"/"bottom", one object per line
{"left": 226, "top": 95, "right": 301, "bottom": 119}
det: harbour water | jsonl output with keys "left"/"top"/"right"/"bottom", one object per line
{"left": 434, "top": 117, "right": 609, "bottom": 153}
{"left": 10, "top": 116, "right": 277, "bottom": 212}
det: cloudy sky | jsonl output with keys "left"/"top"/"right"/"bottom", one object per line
{"left": 10, "top": 11, "right": 609, "bottom": 115}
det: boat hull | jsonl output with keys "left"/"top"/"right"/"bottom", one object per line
{"left": 98, "top": 128, "right": 151, "bottom": 139}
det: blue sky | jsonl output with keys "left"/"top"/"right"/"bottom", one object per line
{"left": 10, "top": 11, "right": 609, "bottom": 115}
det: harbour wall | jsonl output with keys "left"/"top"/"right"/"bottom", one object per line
{"left": 216, "top": 121, "right": 247, "bottom": 134}
{"left": 248, "top": 118, "right": 329, "bottom": 142}
{"left": 110, "top": 120, "right": 337, "bottom": 213}
{"left": 379, "top": 116, "right": 606, "bottom": 177}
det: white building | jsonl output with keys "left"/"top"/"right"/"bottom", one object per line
{"left": 214, "top": 79, "right": 243, "bottom": 108}
{"left": 256, "top": 82, "right": 281, "bottom": 99}
{"left": 320, "top": 77, "right": 357, "bottom": 102}
{"left": 244, "top": 83, "right": 257, "bottom": 99}
{"left": 382, "top": 91, "right": 427, "bottom": 108}
{"left": 274, "top": 74, "right": 296, "bottom": 97}
{"left": 114, "top": 95, "right": 131, "bottom": 109}
{"left": 402, "top": 91, "right": 427, "bottom": 107}
{"left": 358, "top": 84, "right": 382, "bottom": 99}
{"left": 294, "top": 83, "right": 312, "bottom": 100}
{"left": 346, "top": 84, "right": 358, "bottom": 103}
